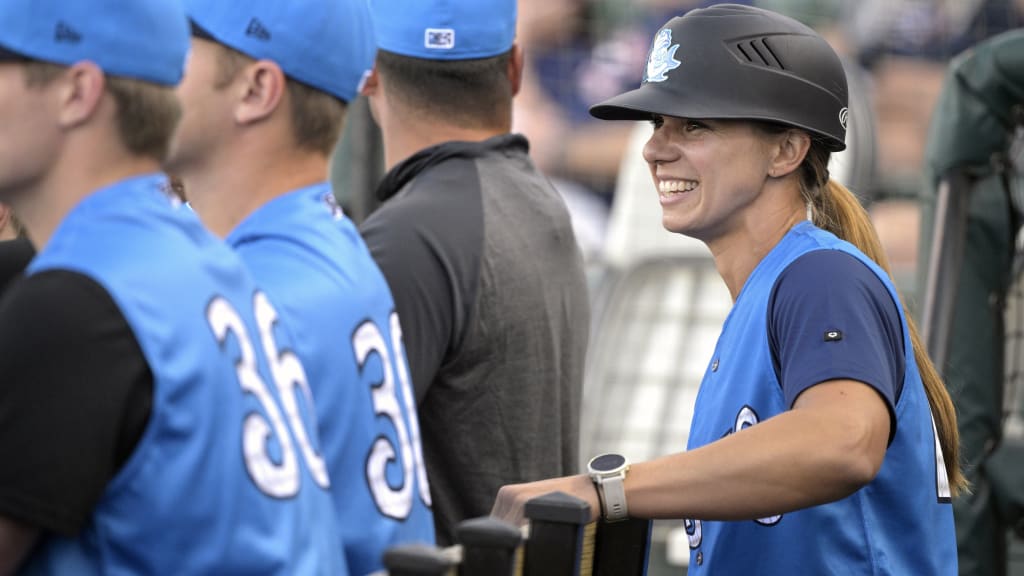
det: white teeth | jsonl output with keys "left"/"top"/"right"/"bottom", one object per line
{"left": 659, "top": 180, "right": 698, "bottom": 194}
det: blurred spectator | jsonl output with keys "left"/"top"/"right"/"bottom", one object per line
{"left": 740, "top": 0, "right": 1023, "bottom": 296}
{"left": 514, "top": 0, "right": 754, "bottom": 257}
{"left": 846, "top": 0, "right": 1024, "bottom": 65}
{"left": 842, "top": 0, "right": 1023, "bottom": 296}
{"left": 514, "top": 0, "right": 629, "bottom": 256}
{"left": 515, "top": 0, "right": 636, "bottom": 192}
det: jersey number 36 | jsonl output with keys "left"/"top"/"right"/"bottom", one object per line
{"left": 207, "top": 292, "right": 330, "bottom": 498}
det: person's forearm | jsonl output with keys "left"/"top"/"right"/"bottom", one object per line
{"left": 491, "top": 381, "right": 890, "bottom": 526}
{"left": 626, "top": 406, "right": 881, "bottom": 520}
{"left": 562, "top": 123, "right": 634, "bottom": 186}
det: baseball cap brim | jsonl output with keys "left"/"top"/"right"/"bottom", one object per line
{"left": 590, "top": 85, "right": 666, "bottom": 121}
{"left": 0, "top": 43, "right": 27, "bottom": 62}
{"left": 189, "top": 20, "right": 217, "bottom": 42}
{"left": 589, "top": 82, "right": 771, "bottom": 123}
{"left": 589, "top": 83, "right": 733, "bottom": 123}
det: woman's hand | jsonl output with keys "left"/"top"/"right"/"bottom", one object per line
{"left": 491, "top": 473, "right": 600, "bottom": 527}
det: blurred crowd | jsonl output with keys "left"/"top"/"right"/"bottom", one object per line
{"left": 510, "top": 0, "right": 1024, "bottom": 296}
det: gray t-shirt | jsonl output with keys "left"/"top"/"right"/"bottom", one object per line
{"left": 360, "top": 134, "right": 590, "bottom": 545}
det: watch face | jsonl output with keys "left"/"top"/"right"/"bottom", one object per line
{"left": 591, "top": 453, "right": 626, "bottom": 472}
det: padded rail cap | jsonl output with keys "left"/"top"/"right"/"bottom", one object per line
{"left": 524, "top": 491, "right": 592, "bottom": 525}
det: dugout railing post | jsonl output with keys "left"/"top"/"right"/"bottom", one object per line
{"left": 522, "top": 491, "right": 594, "bottom": 576}
{"left": 592, "top": 517, "right": 652, "bottom": 575}
{"left": 382, "top": 491, "right": 652, "bottom": 575}
{"left": 455, "top": 516, "right": 523, "bottom": 576}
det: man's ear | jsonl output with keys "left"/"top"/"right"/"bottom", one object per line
{"left": 360, "top": 67, "right": 383, "bottom": 125}
{"left": 360, "top": 67, "right": 379, "bottom": 98}
{"left": 508, "top": 42, "right": 524, "bottom": 97}
{"left": 769, "top": 129, "right": 811, "bottom": 179}
{"left": 57, "top": 61, "right": 106, "bottom": 130}
{"left": 234, "top": 60, "right": 286, "bottom": 126}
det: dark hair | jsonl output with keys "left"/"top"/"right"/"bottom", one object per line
{"left": 214, "top": 44, "right": 347, "bottom": 156}
{"left": 374, "top": 48, "right": 512, "bottom": 129}
{"left": 24, "top": 61, "right": 181, "bottom": 161}
{"left": 766, "top": 124, "right": 967, "bottom": 496}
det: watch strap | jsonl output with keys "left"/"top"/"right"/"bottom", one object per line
{"left": 599, "top": 474, "right": 628, "bottom": 522}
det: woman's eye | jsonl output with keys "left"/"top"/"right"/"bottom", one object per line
{"left": 684, "top": 120, "right": 706, "bottom": 132}
{"left": 650, "top": 116, "right": 664, "bottom": 129}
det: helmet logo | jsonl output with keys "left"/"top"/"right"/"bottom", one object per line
{"left": 644, "top": 29, "right": 681, "bottom": 83}
{"left": 839, "top": 107, "right": 849, "bottom": 131}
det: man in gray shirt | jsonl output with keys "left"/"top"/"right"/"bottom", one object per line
{"left": 360, "top": 0, "right": 590, "bottom": 546}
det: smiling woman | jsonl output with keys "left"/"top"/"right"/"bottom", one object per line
{"left": 491, "top": 4, "right": 963, "bottom": 575}
{"left": 643, "top": 116, "right": 796, "bottom": 244}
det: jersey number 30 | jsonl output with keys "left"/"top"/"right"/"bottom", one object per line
{"left": 354, "top": 313, "right": 431, "bottom": 520}
{"left": 207, "top": 292, "right": 330, "bottom": 498}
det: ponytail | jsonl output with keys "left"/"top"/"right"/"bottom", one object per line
{"left": 809, "top": 174, "right": 967, "bottom": 497}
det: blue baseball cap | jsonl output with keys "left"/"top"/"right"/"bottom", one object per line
{"left": 0, "top": 0, "right": 189, "bottom": 86}
{"left": 185, "top": 0, "right": 375, "bottom": 103}
{"left": 370, "top": 0, "right": 516, "bottom": 60}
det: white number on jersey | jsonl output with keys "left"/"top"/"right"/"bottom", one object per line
{"left": 353, "top": 312, "right": 431, "bottom": 520}
{"left": 733, "top": 406, "right": 782, "bottom": 526}
{"left": 207, "top": 293, "right": 328, "bottom": 498}
{"left": 932, "top": 414, "right": 951, "bottom": 502}
{"left": 684, "top": 518, "right": 702, "bottom": 549}
{"left": 389, "top": 314, "right": 432, "bottom": 507}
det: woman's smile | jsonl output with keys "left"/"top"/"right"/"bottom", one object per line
{"left": 658, "top": 178, "right": 700, "bottom": 205}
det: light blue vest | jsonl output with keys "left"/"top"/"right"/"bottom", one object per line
{"left": 228, "top": 184, "right": 435, "bottom": 574}
{"left": 685, "top": 222, "right": 956, "bottom": 575}
{"left": 22, "top": 175, "right": 343, "bottom": 575}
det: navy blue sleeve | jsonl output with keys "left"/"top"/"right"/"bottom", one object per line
{"left": 768, "top": 250, "right": 904, "bottom": 435}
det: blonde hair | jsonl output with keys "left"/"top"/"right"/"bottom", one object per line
{"left": 24, "top": 60, "right": 180, "bottom": 161}
{"left": 213, "top": 44, "right": 347, "bottom": 156}
{"left": 798, "top": 141, "right": 967, "bottom": 496}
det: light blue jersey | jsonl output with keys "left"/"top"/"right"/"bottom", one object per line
{"left": 228, "top": 183, "right": 435, "bottom": 574}
{"left": 21, "top": 174, "right": 344, "bottom": 575}
{"left": 685, "top": 222, "right": 956, "bottom": 574}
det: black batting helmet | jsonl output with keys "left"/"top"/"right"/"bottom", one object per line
{"left": 590, "top": 4, "right": 849, "bottom": 151}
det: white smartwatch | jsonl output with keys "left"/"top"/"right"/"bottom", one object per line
{"left": 587, "top": 453, "right": 630, "bottom": 522}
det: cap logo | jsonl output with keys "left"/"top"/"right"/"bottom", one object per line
{"left": 839, "top": 107, "right": 849, "bottom": 131}
{"left": 246, "top": 18, "right": 271, "bottom": 41}
{"left": 55, "top": 21, "right": 82, "bottom": 44}
{"left": 644, "top": 29, "right": 681, "bottom": 83}
{"left": 425, "top": 28, "right": 455, "bottom": 50}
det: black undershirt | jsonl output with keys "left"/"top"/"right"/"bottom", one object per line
{"left": 0, "top": 238, "right": 35, "bottom": 295}
{"left": 0, "top": 270, "right": 152, "bottom": 536}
